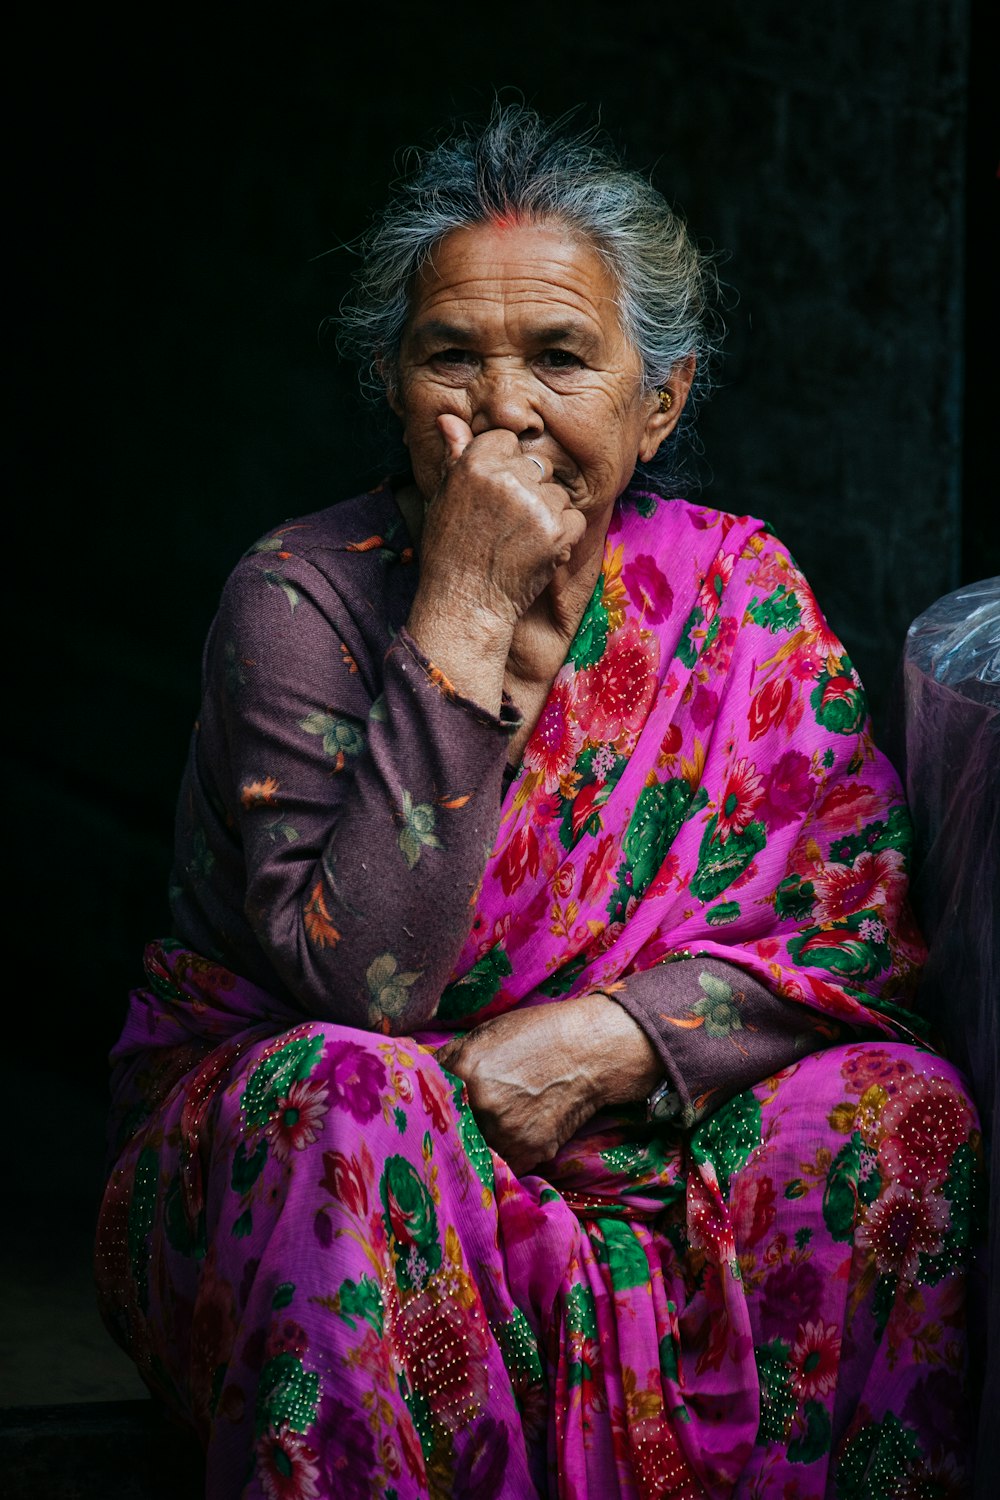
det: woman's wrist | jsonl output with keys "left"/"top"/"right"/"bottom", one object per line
{"left": 566, "top": 992, "right": 663, "bottom": 1110}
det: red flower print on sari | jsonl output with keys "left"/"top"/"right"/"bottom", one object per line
{"left": 576, "top": 619, "right": 659, "bottom": 744}
{"left": 716, "top": 758, "right": 764, "bottom": 842}
{"left": 319, "top": 1150, "right": 369, "bottom": 1219}
{"left": 789, "top": 1319, "right": 841, "bottom": 1399}
{"left": 814, "top": 781, "right": 889, "bottom": 836}
{"left": 729, "top": 1172, "right": 777, "bottom": 1250}
{"left": 497, "top": 824, "right": 540, "bottom": 897}
{"left": 748, "top": 675, "right": 793, "bottom": 741}
{"left": 579, "top": 834, "right": 619, "bottom": 901}
{"left": 265, "top": 1078, "right": 329, "bottom": 1161}
{"left": 417, "top": 1064, "right": 453, "bottom": 1134}
{"left": 522, "top": 671, "right": 583, "bottom": 791}
{"left": 811, "top": 847, "right": 906, "bottom": 923}
{"left": 856, "top": 1181, "right": 950, "bottom": 1282}
{"left": 798, "top": 590, "right": 843, "bottom": 656}
{"left": 698, "top": 552, "right": 735, "bottom": 622}
{"left": 622, "top": 553, "right": 674, "bottom": 623}
{"left": 256, "top": 1426, "right": 320, "bottom": 1500}
{"left": 878, "top": 1073, "right": 973, "bottom": 1189}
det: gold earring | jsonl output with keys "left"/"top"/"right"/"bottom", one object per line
{"left": 657, "top": 388, "right": 673, "bottom": 413}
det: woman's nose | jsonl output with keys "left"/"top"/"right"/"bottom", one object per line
{"left": 469, "top": 365, "right": 543, "bottom": 439}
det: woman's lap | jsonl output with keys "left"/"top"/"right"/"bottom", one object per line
{"left": 96, "top": 1026, "right": 982, "bottom": 1498}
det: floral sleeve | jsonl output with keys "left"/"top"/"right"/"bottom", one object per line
{"left": 171, "top": 524, "right": 520, "bottom": 1033}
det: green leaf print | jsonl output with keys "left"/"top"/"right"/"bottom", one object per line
{"left": 256, "top": 1353, "right": 319, "bottom": 1436}
{"left": 690, "top": 1090, "right": 761, "bottom": 1196}
{"left": 788, "top": 1399, "right": 832, "bottom": 1465}
{"left": 788, "top": 915, "right": 891, "bottom": 983}
{"left": 444, "top": 1074, "right": 497, "bottom": 1194}
{"left": 334, "top": 1274, "right": 385, "bottom": 1335}
{"left": 871, "top": 1273, "right": 897, "bottom": 1340}
{"left": 822, "top": 1133, "right": 864, "bottom": 1242}
{"left": 774, "top": 873, "right": 816, "bottom": 921}
{"left": 597, "top": 1218, "right": 651, "bottom": 1291}
{"left": 675, "top": 604, "right": 705, "bottom": 669}
{"left": 398, "top": 790, "right": 443, "bottom": 868}
{"left": 705, "top": 901, "right": 741, "bottom": 925}
{"left": 607, "top": 777, "right": 694, "bottom": 920}
{"left": 497, "top": 1307, "right": 544, "bottom": 1390}
{"left": 834, "top": 1412, "right": 921, "bottom": 1500}
{"left": 271, "top": 1282, "right": 295, "bottom": 1309}
{"left": 538, "top": 951, "right": 589, "bottom": 998}
{"left": 366, "top": 953, "right": 423, "bottom": 1027}
{"left": 746, "top": 586, "right": 802, "bottom": 635}
{"left": 380, "top": 1156, "right": 443, "bottom": 1290}
{"left": 829, "top": 805, "right": 914, "bottom": 866}
{"left": 565, "top": 1282, "right": 599, "bottom": 1389}
{"left": 299, "top": 710, "right": 366, "bottom": 761}
{"left": 689, "top": 814, "right": 766, "bottom": 904}
{"left": 810, "top": 657, "right": 868, "bottom": 736}
{"left": 262, "top": 568, "right": 301, "bottom": 612}
{"left": 917, "top": 1140, "right": 983, "bottom": 1285}
{"left": 436, "top": 943, "right": 512, "bottom": 1023}
{"left": 691, "top": 971, "right": 743, "bottom": 1037}
{"left": 242, "top": 1034, "right": 325, "bottom": 1131}
{"left": 567, "top": 575, "right": 609, "bottom": 669}
{"left": 754, "top": 1340, "right": 796, "bottom": 1444}
{"left": 231, "top": 1138, "right": 269, "bottom": 1195}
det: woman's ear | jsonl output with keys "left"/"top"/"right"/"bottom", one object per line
{"left": 638, "top": 354, "right": 697, "bottom": 463}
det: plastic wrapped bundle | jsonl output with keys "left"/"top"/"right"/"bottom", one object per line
{"left": 892, "top": 576, "right": 998, "bottom": 1491}
{"left": 899, "top": 578, "right": 999, "bottom": 1076}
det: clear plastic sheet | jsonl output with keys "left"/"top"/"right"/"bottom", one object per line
{"left": 889, "top": 577, "right": 999, "bottom": 1474}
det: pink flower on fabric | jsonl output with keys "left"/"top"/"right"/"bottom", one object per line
{"left": 690, "top": 685, "right": 719, "bottom": 730}
{"left": 392, "top": 1281, "right": 491, "bottom": 1431}
{"left": 622, "top": 553, "right": 674, "bottom": 623}
{"left": 789, "top": 1320, "right": 841, "bottom": 1399}
{"left": 576, "top": 619, "right": 659, "bottom": 744}
{"left": 522, "top": 671, "right": 583, "bottom": 791}
{"left": 265, "top": 1077, "right": 329, "bottom": 1161}
{"left": 579, "top": 833, "right": 620, "bottom": 901}
{"left": 716, "top": 758, "right": 764, "bottom": 841}
{"left": 878, "top": 1073, "right": 973, "bottom": 1189}
{"left": 857, "top": 1181, "right": 950, "bottom": 1282}
{"left": 760, "top": 1259, "right": 824, "bottom": 1338}
{"left": 811, "top": 847, "right": 906, "bottom": 923}
{"left": 840, "top": 1046, "right": 913, "bottom": 1096}
{"left": 760, "top": 750, "right": 815, "bottom": 830}
{"left": 256, "top": 1425, "right": 321, "bottom": 1500}
{"left": 323, "top": 1040, "right": 387, "bottom": 1123}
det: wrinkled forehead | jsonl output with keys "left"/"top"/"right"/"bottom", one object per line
{"left": 405, "top": 219, "right": 626, "bottom": 337}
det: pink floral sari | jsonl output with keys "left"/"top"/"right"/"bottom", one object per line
{"left": 96, "top": 492, "right": 983, "bottom": 1498}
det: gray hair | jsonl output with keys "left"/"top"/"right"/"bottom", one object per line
{"left": 334, "top": 100, "right": 721, "bottom": 485}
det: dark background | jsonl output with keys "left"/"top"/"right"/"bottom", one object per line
{"left": 7, "top": 3, "right": 997, "bottom": 1181}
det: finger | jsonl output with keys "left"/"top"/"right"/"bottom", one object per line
{"left": 436, "top": 412, "right": 475, "bottom": 464}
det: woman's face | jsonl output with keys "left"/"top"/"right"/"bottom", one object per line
{"left": 390, "top": 221, "right": 689, "bottom": 527}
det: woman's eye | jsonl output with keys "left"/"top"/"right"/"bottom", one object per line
{"left": 433, "top": 348, "right": 476, "bottom": 367}
{"left": 537, "top": 349, "right": 583, "bottom": 370}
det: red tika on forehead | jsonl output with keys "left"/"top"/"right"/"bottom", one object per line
{"left": 486, "top": 206, "right": 528, "bottom": 231}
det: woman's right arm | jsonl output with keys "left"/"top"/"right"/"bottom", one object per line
{"left": 171, "top": 534, "right": 518, "bottom": 1032}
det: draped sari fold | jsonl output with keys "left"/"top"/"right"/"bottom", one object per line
{"left": 96, "top": 491, "right": 981, "bottom": 1499}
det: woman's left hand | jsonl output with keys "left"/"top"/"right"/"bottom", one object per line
{"left": 434, "top": 994, "right": 662, "bottom": 1176}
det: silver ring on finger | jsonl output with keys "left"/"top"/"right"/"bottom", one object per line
{"left": 525, "top": 456, "right": 545, "bottom": 480}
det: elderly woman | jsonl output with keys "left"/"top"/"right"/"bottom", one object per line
{"left": 96, "top": 104, "right": 982, "bottom": 1498}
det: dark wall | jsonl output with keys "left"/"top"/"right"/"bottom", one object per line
{"left": 11, "top": 1, "right": 992, "bottom": 1074}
